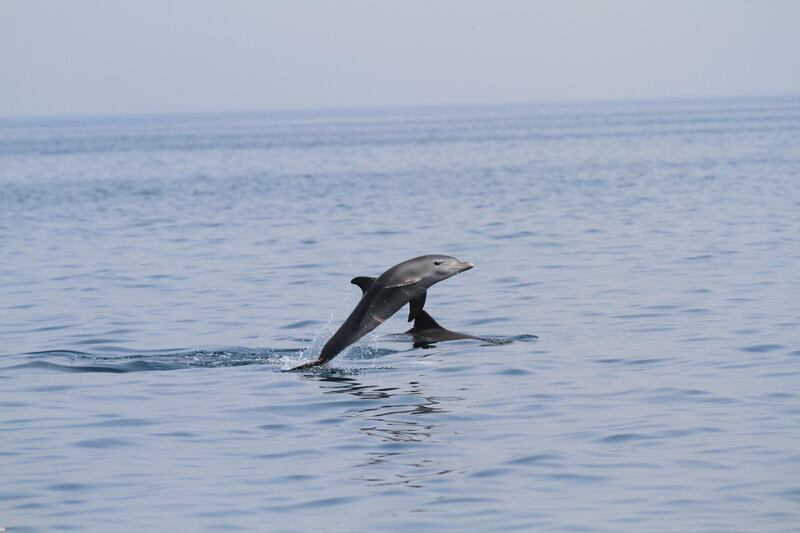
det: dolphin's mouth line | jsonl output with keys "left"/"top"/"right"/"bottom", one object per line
{"left": 458, "top": 262, "right": 475, "bottom": 272}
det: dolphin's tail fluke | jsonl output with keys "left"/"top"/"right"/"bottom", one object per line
{"left": 289, "top": 317, "right": 364, "bottom": 371}
{"left": 288, "top": 358, "right": 325, "bottom": 371}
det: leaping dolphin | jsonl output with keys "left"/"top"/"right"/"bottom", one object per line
{"left": 291, "top": 255, "right": 474, "bottom": 370}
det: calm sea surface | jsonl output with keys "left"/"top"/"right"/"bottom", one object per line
{"left": 1, "top": 97, "right": 799, "bottom": 531}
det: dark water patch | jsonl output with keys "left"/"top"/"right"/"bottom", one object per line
{"left": 261, "top": 496, "right": 355, "bottom": 511}
{"left": 429, "top": 496, "right": 500, "bottom": 505}
{"left": 595, "top": 356, "right": 671, "bottom": 366}
{"left": 7, "top": 303, "right": 35, "bottom": 309}
{"left": 682, "top": 308, "right": 711, "bottom": 314}
{"left": 363, "top": 229, "right": 406, "bottom": 236}
{"left": 72, "top": 338, "right": 132, "bottom": 346}
{"left": 595, "top": 358, "right": 625, "bottom": 364}
{"left": 258, "top": 424, "right": 293, "bottom": 431}
{"left": 494, "top": 275, "right": 524, "bottom": 283}
{"left": 151, "top": 431, "right": 199, "bottom": 438}
{"left": 496, "top": 367, "right": 531, "bottom": 376}
{"left": 506, "top": 453, "right": 563, "bottom": 466}
{"left": 646, "top": 387, "right": 738, "bottom": 405}
{"left": 80, "top": 418, "right": 155, "bottom": 428}
{"left": 776, "top": 488, "right": 800, "bottom": 502}
{"left": 627, "top": 357, "right": 672, "bottom": 366}
{"left": 546, "top": 472, "right": 608, "bottom": 483}
{"left": 758, "top": 370, "right": 800, "bottom": 380}
{"left": 508, "top": 281, "right": 539, "bottom": 288}
{"left": 674, "top": 458, "right": 732, "bottom": 470}
{"left": 681, "top": 335, "right": 726, "bottom": 342}
{"left": 28, "top": 384, "right": 76, "bottom": 392}
{"left": 630, "top": 326, "right": 675, "bottom": 333}
{"left": 12, "top": 502, "right": 48, "bottom": 511}
{"left": 254, "top": 449, "right": 319, "bottom": 461}
{"left": 649, "top": 387, "right": 711, "bottom": 399}
{"left": 73, "top": 437, "right": 134, "bottom": 449}
{"left": 741, "top": 344, "right": 785, "bottom": 353}
{"left": 29, "top": 323, "right": 77, "bottom": 333}
{"left": 596, "top": 433, "right": 656, "bottom": 444}
{"left": 614, "top": 313, "right": 664, "bottom": 319}
{"left": 0, "top": 493, "right": 35, "bottom": 503}
{"left": 47, "top": 483, "right": 91, "bottom": 492}
{"left": 282, "top": 320, "right": 321, "bottom": 330}
{"left": 497, "top": 231, "right": 537, "bottom": 239}
{"left": 295, "top": 262, "right": 325, "bottom": 269}
{"left": 764, "top": 392, "right": 795, "bottom": 400}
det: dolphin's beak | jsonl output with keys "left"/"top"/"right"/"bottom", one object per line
{"left": 458, "top": 261, "right": 474, "bottom": 272}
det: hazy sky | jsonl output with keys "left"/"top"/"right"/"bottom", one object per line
{"left": 1, "top": 0, "right": 799, "bottom": 116}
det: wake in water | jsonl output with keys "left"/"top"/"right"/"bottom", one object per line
{"left": 1, "top": 348, "right": 296, "bottom": 373}
{"left": 0, "top": 334, "right": 536, "bottom": 374}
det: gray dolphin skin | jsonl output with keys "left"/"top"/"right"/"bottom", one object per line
{"left": 402, "top": 310, "right": 525, "bottom": 347}
{"left": 403, "top": 309, "right": 482, "bottom": 346}
{"left": 291, "top": 255, "right": 474, "bottom": 370}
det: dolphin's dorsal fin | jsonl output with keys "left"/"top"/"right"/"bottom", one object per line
{"left": 407, "top": 290, "right": 427, "bottom": 322}
{"left": 351, "top": 276, "right": 377, "bottom": 294}
{"left": 413, "top": 310, "right": 443, "bottom": 330}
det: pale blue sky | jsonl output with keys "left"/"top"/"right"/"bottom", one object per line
{"left": 1, "top": 0, "right": 799, "bottom": 117}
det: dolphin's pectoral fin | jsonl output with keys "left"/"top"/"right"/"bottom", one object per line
{"left": 351, "top": 276, "right": 377, "bottom": 294}
{"left": 407, "top": 290, "right": 427, "bottom": 322}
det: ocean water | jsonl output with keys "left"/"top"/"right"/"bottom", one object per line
{"left": 1, "top": 97, "right": 799, "bottom": 532}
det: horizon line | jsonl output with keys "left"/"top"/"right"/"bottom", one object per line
{"left": 1, "top": 91, "right": 798, "bottom": 123}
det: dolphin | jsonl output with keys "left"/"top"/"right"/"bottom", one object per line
{"left": 403, "top": 309, "right": 482, "bottom": 347}
{"left": 401, "top": 310, "right": 525, "bottom": 347}
{"left": 291, "top": 255, "right": 474, "bottom": 370}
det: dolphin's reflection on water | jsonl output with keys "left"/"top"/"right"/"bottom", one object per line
{"left": 303, "top": 373, "right": 461, "bottom": 443}
{"left": 302, "top": 373, "right": 465, "bottom": 487}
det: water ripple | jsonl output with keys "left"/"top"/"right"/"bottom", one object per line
{"left": 2, "top": 98, "right": 799, "bottom": 532}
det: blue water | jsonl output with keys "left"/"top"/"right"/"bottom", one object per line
{"left": 2, "top": 97, "right": 799, "bottom": 531}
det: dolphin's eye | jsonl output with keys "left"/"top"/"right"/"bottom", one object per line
{"left": 433, "top": 260, "right": 444, "bottom": 266}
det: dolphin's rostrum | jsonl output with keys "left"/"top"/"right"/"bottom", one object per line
{"left": 291, "top": 255, "right": 473, "bottom": 370}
